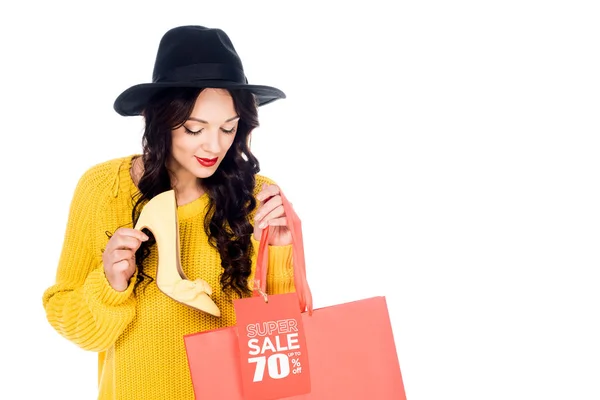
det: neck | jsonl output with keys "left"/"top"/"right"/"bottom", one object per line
{"left": 167, "top": 161, "right": 205, "bottom": 206}
{"left": 172, "top": 177, "right": 205, "bottom": 206}
{"left": 131, "top": 155, "right": 205, "bottom": 206}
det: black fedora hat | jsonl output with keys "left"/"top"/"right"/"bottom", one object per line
{"left": 113, "top": 25, "right": 286, "bottom": 116}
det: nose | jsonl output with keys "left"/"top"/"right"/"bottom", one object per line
{"left": 200, "top": 128, "right": 221, "bottom": 154}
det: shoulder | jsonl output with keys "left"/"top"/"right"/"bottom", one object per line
{"left": 78, "top": 156, "right": 128, "bottom": 181}
{"left": 73, "top": 155, "right": 135, "bottom": 201}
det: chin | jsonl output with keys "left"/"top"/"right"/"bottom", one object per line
{"left": 192, "top": 164, "right": 221, "bottom": 179}
{"left": 194, "top": 170, "right": 217, "bottom": 179}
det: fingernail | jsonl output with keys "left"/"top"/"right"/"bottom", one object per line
{"left": 259, "top": 221, "right": 267, "bottom": 229}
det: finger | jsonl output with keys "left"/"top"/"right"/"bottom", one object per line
{"left": 255, "top": 183, "right": 267, "bottom": 203}
{"left": 116, "top": 227, "right": 149, "bottom": 242}
{"left": 266, "top": 216, "right": 288, "bottom": 227}
{"left": 254, "top": 195, "right": 283, "bottom": 222}
{"left": 256, "top": 183, "right": 280, "bottom": 202}
{"left": 107, "top": 235, "right": 144, "bottom": 253}
{"left": 107, "top": 228, "right": 147, "bottom": 253}
{"left": 258, "top": 204, "right": 285, "bottom": 229}
{"left": 129, "top": 256, "right": 137, "bottom": 271}
{"left": 113, "top": 259, "right": 133, "bottom": 274}
{"left": 111, "top": 249, "right": 135, "bottom": 265}
{"left": 117, "top": 235, "right": 145, "bottom": 251}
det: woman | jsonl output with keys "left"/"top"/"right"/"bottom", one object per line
{"left": 42, "top": 25, "right": 297, "bottom": 399}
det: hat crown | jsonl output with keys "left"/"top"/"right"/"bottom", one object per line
{"left": 152, "top": 25, "right": 246, "bottom": 84}
{"left": 113, "top": 25, "right": 285, "bottom": 116}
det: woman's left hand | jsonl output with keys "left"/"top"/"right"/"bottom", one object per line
{"left": 253, "top": 183, "right": 292, "bottom": 246}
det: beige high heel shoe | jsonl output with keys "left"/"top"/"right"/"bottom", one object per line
{"left": 134, "top": 190, "right": 221, "bottom": 317}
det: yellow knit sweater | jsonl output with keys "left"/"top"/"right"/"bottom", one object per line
{"left": 42, "top": 155, "right": 296, "bottom": 399}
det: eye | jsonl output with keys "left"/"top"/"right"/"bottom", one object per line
{"left": 184, "top": 126, "right": 203, "bottom": 135}
{"left": 221, "top": 127, "right": 236, "bottom": 134}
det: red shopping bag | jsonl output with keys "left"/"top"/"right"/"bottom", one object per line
{"left": 233, "top": 292, "right": 312, "bottom": 400}
{"left": 183, "top": 191, "right": 407, "bottom": 399}
{"left": 185, "top": 296, "right": 406, "bottom": 399}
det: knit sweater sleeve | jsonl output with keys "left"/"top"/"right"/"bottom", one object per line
{"left": 42, "top": 164, "right": 137, "bottom": 352}
{"left": 250, "top": 236, "right": 296, "bottom": 295}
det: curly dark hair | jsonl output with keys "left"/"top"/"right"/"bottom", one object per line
{"left": 131, "top": 87, "right": 260, "bottom": 298}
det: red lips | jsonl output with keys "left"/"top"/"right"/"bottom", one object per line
{"left": 195, "top": 156, "right": 218, "bottom": 167}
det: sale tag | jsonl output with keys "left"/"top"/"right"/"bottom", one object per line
{"left": 233, "top": 292, "right": 311, "bottom": 400}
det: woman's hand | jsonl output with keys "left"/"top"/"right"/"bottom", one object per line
{"left": 253, "top": 183, "right": 292, "bottom": 246}
{"left": 102, "top": 228, "right": 149, "bottom": 291}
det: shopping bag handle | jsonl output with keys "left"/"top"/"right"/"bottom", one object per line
{"left": 255, "top": 189, "right": 313, "bottom": 315}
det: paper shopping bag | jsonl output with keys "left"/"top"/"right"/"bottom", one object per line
{"left": 183, "top": 189, "right": 406, "bottom": 399}
{"left": 184, "top": 295, "right": 406, "bottom": 399}
{"left": 233, "top": 292, "right": 312, "bottom": 400}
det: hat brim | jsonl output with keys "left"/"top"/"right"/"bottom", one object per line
{"left": 113, "top": 81, "right": 286, "bottom": 116}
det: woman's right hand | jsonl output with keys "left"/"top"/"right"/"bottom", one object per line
{"left": 102, "top": 228, "right": 149, "bottom": 291}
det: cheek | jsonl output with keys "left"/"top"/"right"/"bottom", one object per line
{"left": 221, "top": 134, "right": 237, "bottom": 153}
{"left": 172, "top": 133, "right": 198, "bottom": 153}
{"left": 170, "top": 131, "right": 184, "bottom": 150}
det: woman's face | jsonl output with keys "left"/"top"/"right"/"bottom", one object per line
{"left": 169, "top": 88, "right": 239, "bottom": 180}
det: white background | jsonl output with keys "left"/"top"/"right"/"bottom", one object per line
{"left": 1, "top": 1, "right": 599, "bottom": 399}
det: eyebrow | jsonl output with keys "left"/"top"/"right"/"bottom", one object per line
{"left": 187, "top": 116, "right": 240, "bottom": 124}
